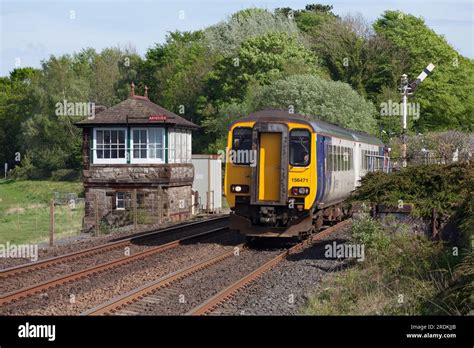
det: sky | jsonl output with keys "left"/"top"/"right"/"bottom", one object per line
{"left": 1, "top": 0, "right": 473, "bottom": 77}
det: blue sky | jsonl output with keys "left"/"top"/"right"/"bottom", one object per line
{"left": 1, "top": 0, "right": 473, "bottom": 77}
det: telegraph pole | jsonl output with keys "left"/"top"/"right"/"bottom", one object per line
{"left": 399, "top": 63, "right": 435, "bottom": 168}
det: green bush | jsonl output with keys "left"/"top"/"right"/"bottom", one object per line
{"left": 351, "top": 214, "right": 390, "bottom": 251}
{"left": 351, "top": 162, "right": 473, "bottom": 218}
{"left": 304, "top": 218, "right": 471, "bottom": 315}
{"left": 50, "top": 169, "right": 81, "bottom": 182}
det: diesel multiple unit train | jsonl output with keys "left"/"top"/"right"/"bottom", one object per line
{"left": 224, "top": 109, "right": 389, "bottom": 239}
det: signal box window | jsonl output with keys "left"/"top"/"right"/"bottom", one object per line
{"left": 290, "top": 129, "right": 310, "bottom": 166}
{"left": 116, "top": 192, "right": 126, "bottom": 210}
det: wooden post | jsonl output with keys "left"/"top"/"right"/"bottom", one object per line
{"left": 151, "top": 194, "right": 155, "bottom": 223}
{"left": 157, "top": 187, "right": 163, "bottom": 224}
{"left": 133, "top": 189, "right": 137, "bottom": 231}
{"left": 207, "top": 156, "right": 211, "bottom": 213}
{"left": 95, "top": 194, "right": 99, "bottom": 236}
{"left": 49, "top": 199, "right": 54, "bottom": 247}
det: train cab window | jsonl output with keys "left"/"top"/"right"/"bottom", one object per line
{"left": 232, "top": 127, "right": 253, "bottom": 165}
{"left": 290, "top": 129, "right": 311, "bottom": 166}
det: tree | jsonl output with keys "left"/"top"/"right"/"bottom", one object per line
{"left": 204, "top": 8, "right": 300, "bottom": 55}
{"left": 254, "top": 74, "right": 378, "bottom": 134}
{"left": 374, "top": 11, "right": 474, "bottom": 132}
{"left": 205, "top": 32, "right": 322, "bottom": 105}
{"left": 301, "top": 13, "right": 409, "bottom": 100}
{"left": 0, "top": 68, "right": 39, "bottom": 169}
{"left": 16, "top": 53, "right": 96, "bottom": 177}
{"left": 276, "top": 3, "right": 337, "bottom": 34}
{"left": 144, "top": 31, "right": 218, "bottom": 124}
{"left": 93, "top": 48, "right": 121, "bottom": 107}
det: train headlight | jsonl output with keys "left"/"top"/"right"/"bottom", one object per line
{"left": 291, "top": 187, "right": 309, "bottom": 196}
{"left": 231, "top": 185, "right": 249, "bottom": 193}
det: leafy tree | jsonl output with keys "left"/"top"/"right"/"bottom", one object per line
{"left": 115, "top": 51, "right": 145, "bottom": 101}
{"left": 204, "top": 8, "right": 300, "bottom": 55}
{"left": 144, "top": 31, "right": 218, "bottom": 124}
{"left": 374, "top": 11, "right": 474, "bottom": 131}
{"left": 200, "top": 98, "right": 255, "bottom": 153}
{"left": 254, "top": 74, "right": 378, "bottom": 134}
{"left": 93, "top": 48, "right": 122, "bottom": 106}
{"left": 16, "top": 53, "right": 94, "bottom": 177}
{"left": 301, "top": 13, "right": 409, "bottom": 100}
{"left": 0, "top": 68, "right": 39, "bottom": 169}
{"left": 276, "top": 3, "right": 337, "bottom": 34}
{"left": 205, "top": 32, "right": 322, "bottom": 105}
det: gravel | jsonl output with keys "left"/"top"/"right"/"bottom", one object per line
{"left": 116, "top": 247, "right": 282, "bottom": 315}
{"left": 0, "top": 216, "right": 228, "bottom": 294}
{"left": 0, "top": 215, "right": 227, "bottom": 270}
{"left": 211, "top": 226, "right": 353, "bottom": 315}
{"left": 0, "top": 230, "right": 242, "bottom": 315}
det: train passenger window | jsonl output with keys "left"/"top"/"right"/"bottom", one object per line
{"left": 349, "top": 148, "right": 352, "bottom": 170}
{"left": 342, "top": 147, "right": 346, "bottom": 171}
{"left": 341, "top": 146, "right": 344, "bottom": 171}
{"left": 362, "top": 149, "right": 367, "bottom": 170}
{"left": 332, "top": 145, "right": 336, "bottom": 171}
{"left": 290, "top": 129, "right": 310, "bottom": 166}
{"left": 327, "top": 144, "right": 332, "bottom": 171}
{"left": 232, "top": 127, "right": 253, "bottom": 165}
{"left": 336, "top": 145, "right": 340, "bottom": 171}
{"left": 342, "top": 147, "right": 347, "bottom": 171}
{"left": 330, "top": 145, "right": 334, "bottom": 171}
{"left": 344, "top": 147, "right": 349, "bottom": 171}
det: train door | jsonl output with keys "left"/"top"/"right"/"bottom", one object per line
{"left": 250, "top": 123, "right": 289, "bottom": 206}
{"left": 258, "top": 132, "right": 282, "bottom": 201}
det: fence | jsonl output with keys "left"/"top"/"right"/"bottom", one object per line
{"left": 0, "top": 198, "right": 85, "bottom": 245}
{"left": 89, "top": 188, "right": 179, "bottom": 236}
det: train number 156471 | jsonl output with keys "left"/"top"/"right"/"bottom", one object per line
{"left": 291, "top": 178, "right": 309, "bottom": 183}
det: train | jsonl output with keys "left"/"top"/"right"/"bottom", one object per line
{"left": 224, "top": 109, "right": 389, "bottom": 240}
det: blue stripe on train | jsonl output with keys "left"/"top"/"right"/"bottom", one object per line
{"left": 316, "top": 135, "right": 331, "bottom": 202}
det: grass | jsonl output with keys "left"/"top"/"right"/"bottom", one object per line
{"left": 0, "top": 179, "right": 84, "bottom": 244}
{"left": 303, "top": 215, "right": 472, "bottom": 315}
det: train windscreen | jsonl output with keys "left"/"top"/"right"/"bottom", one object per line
{"left": 290, "top": 129, "right": 310, "bottom": 166}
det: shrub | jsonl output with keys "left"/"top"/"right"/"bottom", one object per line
{"left": 50, "top": 169, "right": 81, "bottom": 182}
{"left": 304, "top": 218, "right": 471, "bottom": 315}
{"left": 351, "top": 213, "right": 390, "bottom": 251}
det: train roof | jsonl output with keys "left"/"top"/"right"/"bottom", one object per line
{"left": 233, "top": 109, "right": 384, "bottom": 146}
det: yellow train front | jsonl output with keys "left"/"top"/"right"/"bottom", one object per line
{"left": 224, "top": 109, "right": 387, "bottom": 240}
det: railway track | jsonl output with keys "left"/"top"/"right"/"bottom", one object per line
{"left": 0, "top": 217, "right": 229, "bottom": 306}
{"left": 83, "top": 219, "right": 351, "bottom": 316}
{"left": 188, "top": 219, "right": 351, "bottom": 315}
{"left": 82, "top": 243, "right": 246, "bottom": 315}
